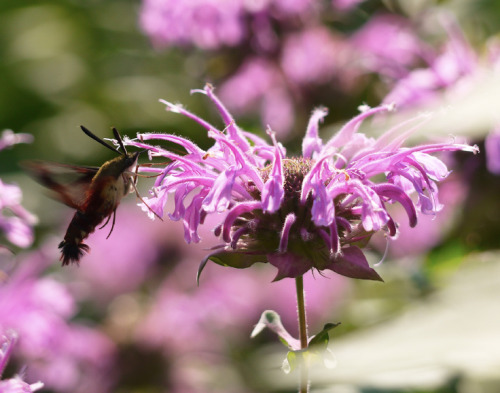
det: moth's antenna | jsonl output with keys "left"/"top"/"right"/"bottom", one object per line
{"left": 112, "top": 127, "right": 128, "bottom": 155}
{"left": 80, "top": 126, "right": 119, "bottom": 154}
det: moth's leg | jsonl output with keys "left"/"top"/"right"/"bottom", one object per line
{"left": 99, "top": 213, "right": 112, "bottom": 230}
{"left": 106, "top": 210, "right": 117, "bottom": 239}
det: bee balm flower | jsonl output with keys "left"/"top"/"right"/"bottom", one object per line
{"left": 0, "top": 130, "right": 36, "bottom": 249}
{"left": 0, "top": 331, "right": 44, "bottom": 392}
{"left": 128, "top": 85, "right": 478, "bottom": 282}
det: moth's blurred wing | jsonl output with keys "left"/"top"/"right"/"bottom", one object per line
{"left": 23, "top": 161, "right": 98, "bottom": 209}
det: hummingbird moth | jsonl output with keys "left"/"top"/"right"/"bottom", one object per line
{"left": 24, "top": 126, "right": 146, "bottom": 266}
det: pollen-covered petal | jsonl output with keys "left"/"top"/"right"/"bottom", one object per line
{"left": 327, "top": 246, "right": 383, "bottom": 281}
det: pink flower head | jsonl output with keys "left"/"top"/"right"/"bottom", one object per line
{"left": 383, "top": 16, "right": 478, "bottom": 108}
{"left": 140, "top": 0, "right": 246, "bottom": 50}
{"left": 126, "top": 85, "right": 478, "bottom": 282}
{"left": 351, "top": 14, "right": 429, "bottom": 80}
{"left": 0, "top": 247, "right": 116, "bottom": 393}
{"left": 139, "top": 0, "right": 318, "bottom": 51}
{"left": 0, "top": 130, "right": 36, "bottom": 249}
{"left": 219, "top": 58, "right": 295, "bottom": 135}
{"left": 281, "top": 27, "right": 349, "bottom": 85}
{"left": 0, "top": 331, "right": 44, "bottom": 392}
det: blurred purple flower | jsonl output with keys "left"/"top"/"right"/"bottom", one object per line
{"left": 126, "top": 84, "right": 478, "bottom": 282}
{"left": 138, "top": 0, "right": 341, "bottom": 135}
{"left": 351, "top": 14, "right": 430, "bottom": 80}
{"left": 218, "top": 27, "right": 358, "bottom": 134}
{"left": 281, "top": 27, "right": 351, "bottom": 85}
{"left": 0, "top": 331, "right": 44, "bottom": 393}
{"left": 271, "top": 0, "right": 316, "bottom": 16}
{"left": 0, "top": 248, "right": 75, "bottom": 355}
{"left": 0, "top": 247, "right": 116, "bottom": 393}
{"left": 68, "top": 207, "right": 163, "bottom": 301}
{"left": 140, "top": 0, "right": 246, "bottom": 50}
{"left": 219, "top": 58, "right": 294, "bottom": 135}
{"left": 27, "top": 325, "right": 116, "bottom": 393}
{"left": 139, "top": 0, "right": 317, "bottom": 51}
{"left": 0, "top": 130, "right": 33, "bottom": 151}
{"left": 485, "top": 130, "right": 500, "bottom": 175}
{"left": 137, "top": 262, "right": 347, "bottom": 352}
{"left": 0, "top": 130, "right": 36, "bottom": 249}
{"left": 380, "top": 18, "right": 500, "bottom": 178}
{"left": 220, "top": 58, "right": 280, "bottom": 112}
{"left": 382, "top": 17, "right": 477, "bottom": 108}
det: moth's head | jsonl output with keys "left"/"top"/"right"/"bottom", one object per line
{"left": 124, "top": 151, "right": 140, "bottom": 171}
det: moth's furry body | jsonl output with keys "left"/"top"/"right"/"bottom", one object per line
{"left": 58, "top": 153, "right": 139, "bottom": 265}
{"left": 24, "top": 126, "right": 140, "bottom": 265}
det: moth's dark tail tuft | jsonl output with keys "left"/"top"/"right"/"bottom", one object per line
{"left": 58, "top": 241, "right": 90, "bottom": 266}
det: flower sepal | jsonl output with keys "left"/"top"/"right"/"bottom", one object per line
{"left": 197, "top": 248, "right": 267, "bottom": 284}
{"left": 327, "top": 246, "right": 384, "bottom": 282}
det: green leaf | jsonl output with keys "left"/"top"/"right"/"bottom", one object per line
{"left": 308, "top": 322, "right": 341, "bottom": 351}
{"left": 197, "top": 249, "right": 267, "bottom": 284}
{"left": 210, "top": 250, "right": 267, "bottom": 269}
{"left": 283, "top": 351, "right": 297, "bottom": 374}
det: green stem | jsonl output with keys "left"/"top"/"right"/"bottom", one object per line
{"left": 295, "top": 275, "right": 309, "bottom": 393}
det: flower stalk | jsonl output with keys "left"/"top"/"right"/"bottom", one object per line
{"left": 295, "top": 275, "right": 309, "bottom": 393}
{"left": 296, "top": 276, "right": 308, "bottom": 349}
